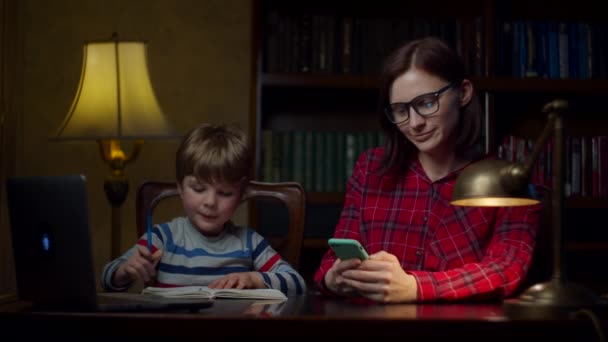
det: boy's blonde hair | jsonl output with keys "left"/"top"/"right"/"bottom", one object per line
{"left": 176, "top": 123, "right": 252, "bottom": 186}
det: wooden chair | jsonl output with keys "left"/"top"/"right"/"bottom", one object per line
{"left": 135, "top": 180, "right": 306, "bottom": 269}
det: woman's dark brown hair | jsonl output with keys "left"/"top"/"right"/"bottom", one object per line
{"left": 378, "top": 36, "right": 482, "bottom": 175}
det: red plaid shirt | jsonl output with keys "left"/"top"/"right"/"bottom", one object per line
{"left": 314, "top": 147, "right": 542, "bottom": 301}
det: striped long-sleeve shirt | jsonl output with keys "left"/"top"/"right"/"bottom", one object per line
{"left": 314, "top": 147, "right": 542, "bottom": 301}
{"left": 102, "top": 217, "right": 306, "bottom": 295}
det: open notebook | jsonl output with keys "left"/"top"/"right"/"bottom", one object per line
{"left": 5, "top": 175, "right": 213, "bottom": 312}
{"left": 142, "top": 286, "right": 287, "bottom": 301}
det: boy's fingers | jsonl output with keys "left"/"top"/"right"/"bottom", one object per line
{"left": 126, "top": 265, "right": 147, "bottom": 283}
{"left": 143, "top": 261, "right": 157, "bottom": 276}
{"left": 152, "top": 249, "right": 163, "bottom": 259}
{"left": 136, "top": 244, "right": 152, "bottom": 257}
{"left": 140, "top": 248, "right": 162, "bottom": 263}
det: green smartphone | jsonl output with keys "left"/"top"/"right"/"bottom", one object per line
{"left": 328, "top": 238, "right": 369, "bottom": 260}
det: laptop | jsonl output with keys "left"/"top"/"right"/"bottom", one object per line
{"left": 6, "top": 174, "right": 213, "bottom": 312}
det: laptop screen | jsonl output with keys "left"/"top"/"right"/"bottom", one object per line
{"left": 6, "top": 175, "right": 98, "bottom": 311}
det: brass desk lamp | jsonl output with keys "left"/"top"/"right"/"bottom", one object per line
{"left": 451, "top": 99, "right": 602, "bottom": 318}
{"left": 55, "top": 33, "right": 175, "bottom": 259}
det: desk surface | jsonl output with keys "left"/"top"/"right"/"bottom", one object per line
{"left": 1, "top": 293, "right": 606, "bottom": 339}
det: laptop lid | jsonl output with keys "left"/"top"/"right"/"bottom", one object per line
{"left": 7, "top": 175, "right": 99, "bottom": 311}
{"left": 6, "top": 175, "right": 213, "bottom": 312}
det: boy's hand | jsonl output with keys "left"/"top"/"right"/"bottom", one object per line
{"left": 113, "top": 245, "right": 163, "bottom": 287}
{"left": 208, "top": 272, "right": 265, "bottom": 289}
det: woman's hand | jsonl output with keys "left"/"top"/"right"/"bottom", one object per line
{"left": 323, "top": 258, "right": 363, "bottom": 296}
{"left": 208, "top": 272, "right": 265, "bottom": 289}
{"left": 340, "top": 251, "right": 418, "bottom": 303}
{"left": 113, "top": 245, "right": 163, "bottom": 287}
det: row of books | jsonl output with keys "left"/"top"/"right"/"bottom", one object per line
{"left": 495, "top": 21, "right": 608, "bottom": 80}
{"left": 498, "top": 135, "right": 608, "bottom": 198}
{"left": 260, "top": 130, "right": 384, "bottom": 192}
{"left": 261, "top": 130, "right": 607, "bottom": 199}
{"left": 264, "top": 9, "right": 608, "bottom": 81}
{"left": 264, "top": 11, "right": 471, "bottom": 75}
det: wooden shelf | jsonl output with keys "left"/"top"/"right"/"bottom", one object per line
{"left": 565, "top": 197, "right": 608, "bottom": 209}
{"left": 262, "top": 73, "right": 608, "bottom": 94}
{"left": 261, "top": 73, "right": 379, "bottom": 89}
{"left": 474, "top": 78, "right": 608, "bottom": 93}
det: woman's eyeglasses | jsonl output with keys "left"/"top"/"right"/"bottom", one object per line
{"left": 385, "top": 82, "right": 457, "bottom": 124}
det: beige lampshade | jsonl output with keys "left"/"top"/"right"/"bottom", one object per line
{"left": 56, "top": 39, "right": 174, "bottom": 140}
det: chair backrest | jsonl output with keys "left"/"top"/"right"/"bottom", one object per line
{"left": 135, "top": 180, "right": 306, "bottom": 269}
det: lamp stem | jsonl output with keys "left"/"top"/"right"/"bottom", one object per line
{"left": 503, "top": 100, "right": 602, "bottom": 318}
{"left": 111, "top": 207, "right": 122, "bottom": 259}
{"left": 538, "top": 100, "right": 568, "bottom": 282}
{"left": 97, "top": 139, "right": 143, "bottom": 259}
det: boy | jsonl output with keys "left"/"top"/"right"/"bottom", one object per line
{"left": 101, "top": 123, "right": 306, "bottom": 295}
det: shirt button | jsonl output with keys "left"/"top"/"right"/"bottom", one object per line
{"left": 416, "top": 251, "right": 422, "bottom": 256}
{"left": 423, "top": 216, "right": 428, "bottom": 222}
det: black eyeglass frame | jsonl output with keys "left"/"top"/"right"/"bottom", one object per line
{"left": 384, "top": 82, "right": 458, "bottom": 124}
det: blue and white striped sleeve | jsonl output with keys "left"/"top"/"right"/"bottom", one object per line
{"left": 250, "top": 230, "right": 307, "bottom": 295}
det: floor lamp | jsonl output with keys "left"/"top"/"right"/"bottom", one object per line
{"left": 54, "top": 33, "right": 174, "bottom": 259}
{"left": 451, "top": 99, "right": 603, "bottom": 318}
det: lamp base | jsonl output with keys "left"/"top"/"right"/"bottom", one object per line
{"left": 503, "top": 278, "right": 604, "bottom": 319}
{"left": 104, "top": 179, "right": 129, "bottom": 207}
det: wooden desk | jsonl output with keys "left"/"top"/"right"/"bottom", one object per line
{"left": 0, "top": 294, "right": 606, "bottom": 340}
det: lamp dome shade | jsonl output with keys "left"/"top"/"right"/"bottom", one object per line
{"left": 451, "top": 159, "right": 539, "bottom": 207}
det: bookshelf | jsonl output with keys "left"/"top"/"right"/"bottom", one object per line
{"left": 250, "top": 0, "right": 608, "bottom": 288}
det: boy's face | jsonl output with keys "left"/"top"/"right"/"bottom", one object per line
{"left": 178, "top": 175, "right": 242, "bottom": 236}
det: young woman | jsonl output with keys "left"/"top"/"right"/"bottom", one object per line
{"left": 314, "top": 37, "right": 542, "bottom": 303}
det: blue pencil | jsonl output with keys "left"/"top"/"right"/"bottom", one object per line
{"left": 147, "top": 211, "right": 152, "bottom": 251}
